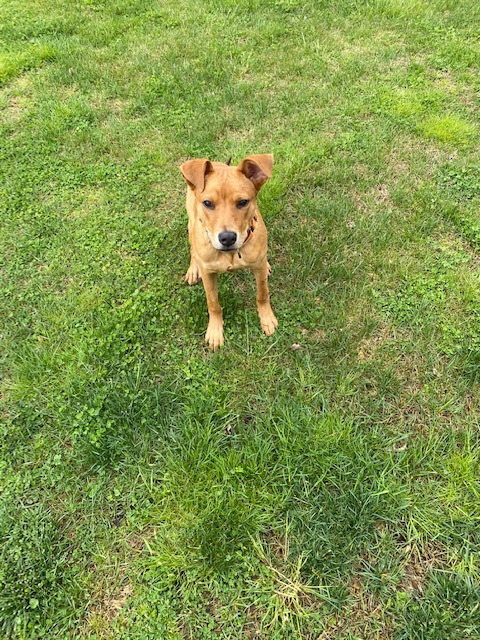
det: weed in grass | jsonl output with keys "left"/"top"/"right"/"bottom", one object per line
{"left": 419, "top": 114, "right": 476, "bottom": 146}
{"left": 0, "top": 45, "right": 56, "bottom": 85}
{"left": 439, "top": 163, "right": 480, "bottom": 202}
{"left": 436, "top": 162, "right": 480, "bottom": 252}
{"left": 0, "top": 502, "right": 79, "bottom": 638}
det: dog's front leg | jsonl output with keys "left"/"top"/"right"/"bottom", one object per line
{"left": 201, "top": 271, "right": 224, "bottom": 350}
{"left": 253, "top": 261, "right": 278, "bottom": 336}
{"left": 185, "top": 254, "right": 202, "bottom": 285}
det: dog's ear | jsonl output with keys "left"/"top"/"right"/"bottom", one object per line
{"left": 180, "top": 158, "right": 213, "bottom": 192}
{"left": 237, "top": 154, "right": 274, "bottom": 191}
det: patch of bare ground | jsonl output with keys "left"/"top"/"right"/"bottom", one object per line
{"left": 1, "top": 97, "right": 22, "bottom": 124}
{"left": 352, "top": 183, "right": 393, "bottom": 216}
{"left": 311, "top": 586, "right": 395, "bottom": 640}
{"left": 398, "top": 539, "right": 449, "bottom": 598}
{"left": 336, "top": 535, "right": 449, "bottom": 640}
{"left": 308, "top": 539, "right": 449, "bottom": 639}
{"left": 0, "top": 76, "right": 34, "bottom": 124}
{"left": 81, "top": 531, "right": 150, "bottom": 637}
{"left": 385, "top": 149, "right": 411, "bottom": 181}
{"left": 244, "top": 606, "right": 267, "bottom": 639}
{"left": 433, "top": 69, "right": 478, "bottom": 109}
{"left": 357, "top": 322, "right": 398, "bottom": 362}
{"left": 84, "top": 579, "right": 133, "bottom": 637}
{"left": 101, "top": 583, "right": 134, "bottom": 620}
{"left": 342, "top": 595, "right": 395, "bottom": 640}
{"left": 385, "top": 138, "right": 458, "bottom": 184}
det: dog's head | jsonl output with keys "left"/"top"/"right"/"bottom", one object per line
{"left": 180, "top": 154, "right": 273, "bottom": 252}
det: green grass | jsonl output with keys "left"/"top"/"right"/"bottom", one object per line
{"left": 1, "top": 0, "right": 480, "bottom": 637}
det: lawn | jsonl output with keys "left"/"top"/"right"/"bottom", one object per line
{"left": 1, "top": 0, "right": 479, "bottom": 637}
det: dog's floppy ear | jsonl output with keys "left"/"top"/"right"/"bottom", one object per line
{"left": 180, "top": 158, "right": 213, "bottom": 192}
{"left": 237, "top": 154, "right": 274, "bottom": 191}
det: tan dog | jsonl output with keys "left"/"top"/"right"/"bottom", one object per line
{"left": 180, "top": 154, "right": 278, "bottom": 350}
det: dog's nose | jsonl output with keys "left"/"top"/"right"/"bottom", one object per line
{"left": 218, "top": 231, "right": 237, "bottom": 248}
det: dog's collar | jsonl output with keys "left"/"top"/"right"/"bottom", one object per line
{"left": 245, "top": 215, "right": 258, "bottom": 243}
{"left": 237, "top": 215, "right": 258, "bottom": 259}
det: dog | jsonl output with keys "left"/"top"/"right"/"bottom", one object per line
{"left": 180, "top": 154, "right": 278, "bottom": 350}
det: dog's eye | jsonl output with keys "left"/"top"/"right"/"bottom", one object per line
{"left": 237, "top": 199, "right": 250, "bottom": 208}
{"left": 202, "top": 200, "right": 215, "bottom": 210}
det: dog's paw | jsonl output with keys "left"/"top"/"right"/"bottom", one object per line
{"left": 205, "top": 322, "right": 224, "bottom": 351}
{"left": 259, "top": 308, "right": 278, "bottom": 336}
{"left": 184, "top": 264, "right": 202, "bottom": 285}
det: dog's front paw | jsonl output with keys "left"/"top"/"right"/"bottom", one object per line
{"left": 184, "top": 263, "right": 202, "bottom": 285}
{"left": 205, "top": 321, "right": 224, "bottom": 351}
{"left": 259, "top": 307, "right": 278, "bottom": 337}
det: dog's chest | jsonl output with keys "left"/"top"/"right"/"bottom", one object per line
{"left": 208, "top": 251, "right": 248, "bottom": 274}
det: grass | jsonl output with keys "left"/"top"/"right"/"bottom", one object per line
{"left": 1, "top": 0, "right": 479, "bottom": 637}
